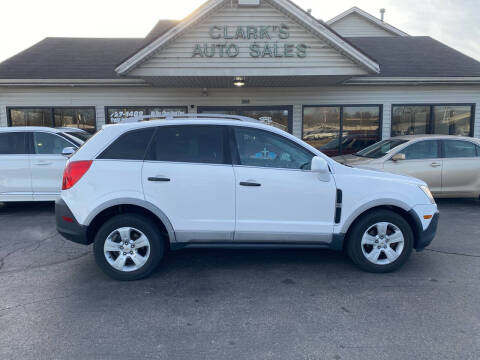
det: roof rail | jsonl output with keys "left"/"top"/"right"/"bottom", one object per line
{"left": 113, "top": 113, "right": 261, "bottom": 124}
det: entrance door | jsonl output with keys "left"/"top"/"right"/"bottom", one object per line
{"left": 198, "top": 106, "right": 292, "bottom": 133}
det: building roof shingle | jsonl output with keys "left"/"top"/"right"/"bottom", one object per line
{"left": 0, "top": 27, "right": 479, "bottom": 80}
{"left": 346, "top": 36, "right": 480, "bottom": 77}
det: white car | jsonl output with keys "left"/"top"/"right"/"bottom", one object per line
{"left": 55, "top": 114, "right": 439, "bottom": 280}
{"left": 0, "top": 127, "right": 85, "bottom": 202}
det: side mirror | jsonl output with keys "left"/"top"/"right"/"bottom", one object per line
{"left": 311, "top": 156, "right": 330, "bottom": 181}
{"left": 391, "top": 153, "right": 406, "bottom": 161}
{"left": 61, "top": 147, "right": 76, "bottom": 157}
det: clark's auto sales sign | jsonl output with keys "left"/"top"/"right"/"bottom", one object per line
{"left": 192, "top": 24, "right": 309, "bottom": 58}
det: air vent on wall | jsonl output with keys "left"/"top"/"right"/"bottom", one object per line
{"left": 238, "top": 0, "right": 260, "bottom": 6}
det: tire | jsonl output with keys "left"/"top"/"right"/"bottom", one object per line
{"left": 346, "top": 210, "right": 413, "bottom": 273}
{"left": 93, "top": 213, "right": 165, "bottom": 281}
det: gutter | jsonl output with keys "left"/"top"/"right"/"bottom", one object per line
{"left": 0, "top": 79, "right": 151, "bottom": 87}
{"left": 344, "top": 77, "right": 480, "bottom": 85}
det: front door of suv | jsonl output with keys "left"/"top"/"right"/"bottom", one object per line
{"left": 142, "top": 125, "right": 235, "bottom": 243}
{"left": 230, "top": 126, "right": 336, "bottom": 243}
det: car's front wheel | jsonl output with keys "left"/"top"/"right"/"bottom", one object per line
{"left": 93, "top": 214, "right": 164, "bottom": 280}
{"left": 346, "top": 210, "right": 413, "bottom": 273}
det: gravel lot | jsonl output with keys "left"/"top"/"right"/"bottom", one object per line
{"left": 0, "top": 199, "right": 479, "bottom": 360}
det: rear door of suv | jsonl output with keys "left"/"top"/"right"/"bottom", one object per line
{"left": 0, "top": 131, "right": 32, "bottom": 201}
{"left": 30, "top": 131, "right": 77, "bottom": 200}
{"left": 142, "top": 125, "right": 235, "bottom": 243}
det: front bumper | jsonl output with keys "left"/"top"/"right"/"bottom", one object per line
{"left": 55, "top": 198, "right": 90, "bottom": 245}
{"left": 408, "top": 209, "right": 439, "bottom": 251}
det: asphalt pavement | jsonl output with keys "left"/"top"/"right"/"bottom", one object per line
{"left": 0, "top": 199, "right": 479, "bottom": 360}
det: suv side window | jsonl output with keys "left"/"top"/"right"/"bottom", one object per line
{"left": 401, "top": 140, "right": 440, "bottom": 160}
{"left": 0, "top": 132, "right": 27, "bottom": 154}
{"left": 232, "top": 127, "right": 314, "bottom": 170}
{"left": 443, "top": 140, "right": 478, "bottom": 158}
{"left": 99, "top": 128, "right": 155, "bottom": 160}
{"left": 147, "top": 125, "right": 225, "bottom": 164}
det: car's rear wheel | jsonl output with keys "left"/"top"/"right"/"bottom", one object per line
{"left": 93, "top": 214, "right": 164, "bottom": 280}
{"left": 346, "top": 210, "right": 413, "bottom": 273}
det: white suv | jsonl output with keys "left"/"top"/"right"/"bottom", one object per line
{"left": 0, "top": 127, "right": 86, "bottom": 202}
{"left": 55, "top": 115, "right": 439, "bottom": 280}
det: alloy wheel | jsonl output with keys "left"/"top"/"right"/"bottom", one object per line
{"left": 104, "top": 227, "right": 151, "bottom": 272}
{"left": 361, "top": 222, "right": 405, "bottom": 265}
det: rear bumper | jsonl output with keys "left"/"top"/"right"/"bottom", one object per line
{"left": 409, "top": 209, "right": 439, "bottom": 251}
{"left": 55, "top": 198, "right": 90, "bottom": 245}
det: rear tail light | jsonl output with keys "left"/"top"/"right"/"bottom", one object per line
{"left": 62, "top": 161, "right": 92, "bottom": 190}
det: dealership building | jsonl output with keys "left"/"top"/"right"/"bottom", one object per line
{"left": 1, "top": 0, "right": 480, "bottom": 156}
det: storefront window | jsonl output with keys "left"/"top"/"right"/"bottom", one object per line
{"left": 303, "top": 107, "right": 341, "bottom": 156}
{"left": 9, "top": 108, "right": 52, "bottom": 127}
{"left": 391, "top": 106, "right": 430, "bottom": 137}
{"left": 198, "top": 106, "right": 291, "bottom": 132}
{"left": 392, "top": 104, "right": 473, "bottom": 137}
{"left": 433, "top": 105, "right": 472, "bottom": 136}
{"left": 106, "top": 106, "right": 187, "bottom": 124}
{"left": 342, "top": 106, "right": 380, "bottom": 155}
{"left": 8, "top": 107, "right": 96, "bottom": 133}
{"left": 303, "top": 105, "right": 381, "bottom": 156}
{"left": 54, "top": 108, "right": 96, "bottom": 133}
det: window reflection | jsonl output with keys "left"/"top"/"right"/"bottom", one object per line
{"left": 342, "top": 106, "right": 380, "bottom": 155}
{"left": 9, "top": 107, "right": 96, "bottom": 133}
{"left": 392, "top": 106, "right": 430, "bottom": 136}
{"left": 54, "top": 108, "right": 96, "bottom": 133}
{"left": 10, "top": 108, "right": 52, "bottom": 127}
{"left": 198, "top": 107, "right": 290, "bottom": 132}
{"left": 302, "top": 106, "right": 380, "bottom": 156}
{"left": 303, "top": 107, "right": 341, "bottom": 156}
{"left": 433, "top": 106, "right": 472, "bottom": 136}
{"left": 391, "top": 105, "right": 473, "bottom": 137}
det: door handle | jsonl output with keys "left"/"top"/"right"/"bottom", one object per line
{"left": 430, "top": 162, "right": 441, "bottom": 168}
{"left": 35, "top": 162, "right": 52, "bottom": 166}
{"left": 148, "top": 177, "right": 170, "bottom": 182}
{"left": 240, "top": 181, "right": 261, "bottom": 187}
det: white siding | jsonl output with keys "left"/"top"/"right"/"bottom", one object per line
{"left": 130, "top": 1, "right": 367, "bottom": 77}
{"left": 330, "top": 13, "right": 398, "bottom": 38}
{"left": 0, "top": 85, "right": 479, "bottom": 138}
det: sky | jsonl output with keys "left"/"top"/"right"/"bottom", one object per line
{"left": 0, "top": 0, "right": 479, "bottom": 62}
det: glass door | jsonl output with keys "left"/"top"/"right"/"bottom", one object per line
{"left": 197, "top": 106, "right": 292, "bottom": 133}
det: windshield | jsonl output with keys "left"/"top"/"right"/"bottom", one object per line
{"left": 66, "top": 131, "right": 92, "bottom": 142}
{"left": 355, "top": 139, "right": 408, "bottom": 159}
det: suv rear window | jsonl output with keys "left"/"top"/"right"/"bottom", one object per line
{"left": 98, "top": 128, "right": 155, "bottom": 160}
{"left": 146, "top": 125, "right": 225, "bottom": 164}
{"left": 0, "top": 132, "right": 27, "bottom": 154}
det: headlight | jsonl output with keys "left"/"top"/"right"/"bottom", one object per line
{"left": 419, "top": 185, "right": 435, "bottom": 204}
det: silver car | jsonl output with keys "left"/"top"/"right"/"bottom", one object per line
{"left": 334, "top": 135, "right": 480, "bottom": 198}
